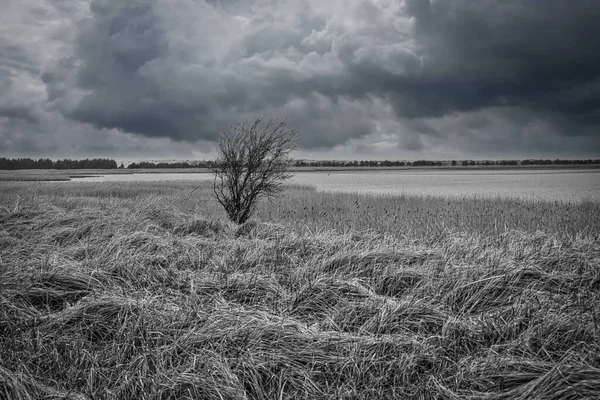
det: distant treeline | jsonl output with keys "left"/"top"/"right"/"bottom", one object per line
{"left": 294, "top": 159, "right": 600, "bottom": 167}
{"left": 0, "top": 158, "right": 118, "bottom": 170}
{"left": 127, "top": 158, "right": 600, "bottom": 169}
{"left": 127, "top": 161, "right": 215, "bottom": 169}
{"left": 2, "top": 157, "right": 599, "bottom": 170}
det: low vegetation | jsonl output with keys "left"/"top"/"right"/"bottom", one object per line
{"left": 0, "top": 158, "right": 119, "bottom": 170}
{"left": 1, "top": 181, "right": 599, "bottom": 399}
{"left": 3, "top": 157, "right": 600, "bottom": 172}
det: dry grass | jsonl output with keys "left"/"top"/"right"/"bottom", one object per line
{"left": 1, "top": 180, "right": 599, "bottom": 399}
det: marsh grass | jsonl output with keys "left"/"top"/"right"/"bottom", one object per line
{"left": 0, "top": 169, "right": 141, "bottom": 181}
{"left": 1, "top": 180, "right": 599, "bottom": 399}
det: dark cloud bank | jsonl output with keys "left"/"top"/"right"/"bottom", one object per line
{"left": 1, "top": 0, "right": 600, "bottom": 158}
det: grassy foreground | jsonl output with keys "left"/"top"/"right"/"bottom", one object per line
{"left": 1, "top": 181, "right": 599, "bottom": 399}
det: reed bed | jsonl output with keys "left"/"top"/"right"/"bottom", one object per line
{"left": 1, "top": 180, "right": 599, "bottom": 399}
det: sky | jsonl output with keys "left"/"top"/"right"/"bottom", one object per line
{"left": 1, "top": 0, "right": 599, "bottom": 161}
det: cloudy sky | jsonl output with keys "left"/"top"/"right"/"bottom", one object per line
{"left": 1, "top": 0, "right": 599, "bottom": 160}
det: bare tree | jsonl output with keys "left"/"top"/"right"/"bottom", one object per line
{"left": 211, "top": 118, "right": 298, "bottom": 224}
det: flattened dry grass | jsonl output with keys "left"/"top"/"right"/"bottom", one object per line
{"left": 1, "top": 180, "right": 599, "bottom": 399}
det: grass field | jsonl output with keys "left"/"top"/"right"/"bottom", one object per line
{"left": 2, "top": 163, "right": 599, "bottom": 181}
{"left": 0, "top": 170, "right": 134, "bottom": 182}
{"left": 1, "top": 180, "right": 599, "bottom": 399}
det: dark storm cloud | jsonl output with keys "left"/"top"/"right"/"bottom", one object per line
{"left": 387, "top": 0, "right": 600, "bottom": 127}
{"left": 2, "top": 0, "right": 599, "bottom": 157}
{"left": 38, "top": 0, "right": 400, "bottom": 148}
{"left": 41, "top": 0, "right": 180, "bottom": 135}
{"left": 0, "top": 44, "right": 39, "bottom": 78}
{"left": 0, "top": 103, "right": 41, "bottom": 124}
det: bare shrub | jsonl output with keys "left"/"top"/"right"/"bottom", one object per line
{"left": 211, "top": 118, "right": 298, "bottom": 224}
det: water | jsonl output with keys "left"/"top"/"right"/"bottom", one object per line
{"left": 72, "top": 169, "right": 600, "bottom": 202}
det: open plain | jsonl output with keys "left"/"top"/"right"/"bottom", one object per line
{"left": 1, "top": 180, "right": 600, "bottom": 399}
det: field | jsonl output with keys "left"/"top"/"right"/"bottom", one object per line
{"left": 2, "top": 163, "right": 600, "bottom": 182}
{"left": 0, "top": 170, "right": 133, "bottom": 182}
{"left": 1, "top": 180, "right": 600, "bottom": 399}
